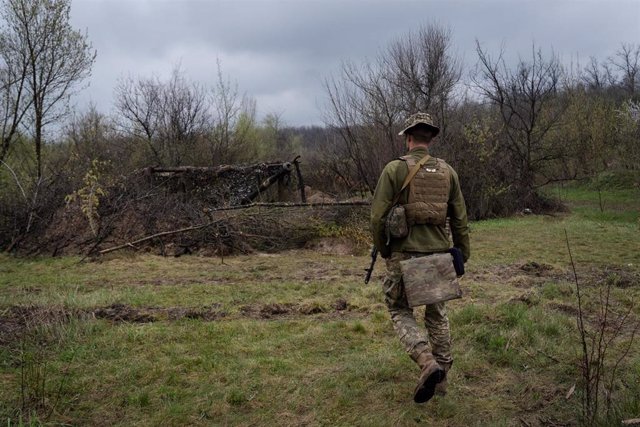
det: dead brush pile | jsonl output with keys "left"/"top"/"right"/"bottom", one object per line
{"left": 31, "top": 168, "right": 371, "bottom": 257}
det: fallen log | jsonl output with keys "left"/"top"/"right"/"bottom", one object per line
{"left": 98, "top": 220, "right": 222, "bottom": 255}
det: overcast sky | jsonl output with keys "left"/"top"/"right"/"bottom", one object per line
{"left": 70, "top": 0, "right": 640, "bottom": 126}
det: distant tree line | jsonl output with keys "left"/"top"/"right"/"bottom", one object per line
{"left": 0, "top": 1, "right": 638, "bottom": 251}
{"left": 322, "top": 24, "right": 639, "bottom": 218}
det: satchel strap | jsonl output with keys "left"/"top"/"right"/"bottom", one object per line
{"left": 392, "top": 154, "right": 431, "bottom": 206}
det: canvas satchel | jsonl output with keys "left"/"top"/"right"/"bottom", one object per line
{"left": 399, "top": 253, "right": 462, "bottom": 307}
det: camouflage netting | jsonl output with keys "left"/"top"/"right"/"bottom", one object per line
{"left": 140, "top": 163, "right": 296, "bottom": 206}
{"left": 27, "top": 161, "right": 370, "bottom": 257}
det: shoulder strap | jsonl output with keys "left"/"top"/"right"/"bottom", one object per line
{"left": 392, "top": 154, "right": 431, "bottom": 205}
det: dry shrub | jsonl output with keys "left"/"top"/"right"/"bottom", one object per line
{"left": 25, "top": 167, "right": 372, "bottom": 257}
{"left": 203, "top": 204, "right": 371, "bottom": 255}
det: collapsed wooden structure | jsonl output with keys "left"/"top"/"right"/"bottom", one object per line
{"left": 139, "top": 156, "right": 307, "bottom": 206}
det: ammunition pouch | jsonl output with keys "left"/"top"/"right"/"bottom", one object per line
{"left": 385, "top": 205, "right": 409, "bottom": 244}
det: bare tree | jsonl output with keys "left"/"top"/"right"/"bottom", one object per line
{"left": 583, "top": 57, "right": 609, "bottom": 91}
{"left": 0, "top": 0, "right": 95, "bottom": 179}
{"left": 323, "top": 23, "right": 461, "bottom": 193}
{"left": 383, "top": 24, "right": 462, "bottom": 139}
{"left": 64, "top": 103, "right": 115, "bottom": 165}
{"left": 115, "top": 62, "right": 260, "bottom": 167}
{"left": 472, "top": 42, "right": 568, "bottom": 201}
{"left": 114, "top": 74, "right": 163, "bottom": 164}
{"left": 157, "top": 67, "right": 208, "bottom": 165}
{"left": 324, "top": 59, "right": 401, "bottom": 193}
{"left": 0, "top": 21, "right": 30, "bottom": 163}
{"left": 610, "top": 43, "right": 640, "bottom": 97}
{"left": 115, "top": 67, "right": 209, "bottom": 166}
{"left": 209, "top": 61, "right": 257, "bottom": 165}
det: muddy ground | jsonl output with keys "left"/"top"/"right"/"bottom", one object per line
{"left": 3, "top": 258, "right": 636, "bottom": 348}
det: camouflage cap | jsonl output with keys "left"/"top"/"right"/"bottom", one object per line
{"left": 398, "top": 112, "right": 440, "bottom": 137}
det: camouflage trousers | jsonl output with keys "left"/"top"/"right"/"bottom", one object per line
{"left": 382, "top": 252, "right": 453, "bottom": 366}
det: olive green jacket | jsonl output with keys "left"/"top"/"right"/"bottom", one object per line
{"left": 370, "top": 146, "right": 471, "bottom": 261}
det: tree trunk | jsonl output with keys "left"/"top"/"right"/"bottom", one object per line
{"left": 0, "top": 137, "right": 10, "bottom": 163}
{"left": 35, "top": 111, "right": 42, "bottom": 180}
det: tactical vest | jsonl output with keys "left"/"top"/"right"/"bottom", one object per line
{"left": 400, "top": 155, "right": 451, "bottom": 227}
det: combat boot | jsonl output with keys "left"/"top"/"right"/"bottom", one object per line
{"left": 413, "top": 352, "right": 445, "bottom": 403}
{"left": 434, "top": 362, "right": 452, "bottom": 396}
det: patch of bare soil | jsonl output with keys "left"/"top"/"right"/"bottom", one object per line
{"left": 468, "top": 261, "right": 566, "bottom": 289}
{"left": 519, "top": 261, "right": 555, "bottom": 276}
{"left": 240, "top": 303, "right": 296, "bottom": 318}
{"left": 93, "top": 304, "right": 158, "bottom": 323}
{"left": 585, "top": 267, "right": 639, "bottom": 289}
{"left": 92, "top": 303, "right": 227, "bottom": 323}
{"left": 239, "top": 299, "right": 354, "bottom": 319}
{"left": 94, "top": 299, "right": 357, "bottom": 323}
{"left": 468, "top": 261, "right": 639, "bottom": 291}
{"left": 0, "top": 299, "right": 361, "bottom": 341}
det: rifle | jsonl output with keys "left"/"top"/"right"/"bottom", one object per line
{"left": 364, "top": 246, "right": 378, "bottom": 284}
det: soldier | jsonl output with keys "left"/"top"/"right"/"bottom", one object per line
{"left": 370, "top": 112, "right": 470, "bottom": 403}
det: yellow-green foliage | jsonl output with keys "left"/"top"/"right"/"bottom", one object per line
{"left": 314, "top": 210, "right": 371, "bottom": 251}
{"left": 65, "top": 159, "right": 109, "bottom": 236}
{"left": 463, "top": 117, "right": 499, "bottom": 162}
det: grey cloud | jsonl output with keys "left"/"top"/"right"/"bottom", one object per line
{"left": 71, "top": 0, "right": 640, "bottom": 125}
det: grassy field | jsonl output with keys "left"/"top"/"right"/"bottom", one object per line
{"left": 1, "top": 184, "right": 639, "bottom": 426}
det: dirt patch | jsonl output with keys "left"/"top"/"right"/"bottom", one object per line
{"left": 593, "top": 267, "right": 639, "bottom": 289}
{"left": 556, "top": 265, "right": 639, "bottom": 290}
{"left": 240, "top": 303, "right": 298, "bottom": 319}
{"left": 93, "top": 300, "right": 355, "bottom": 322}
{"left": 239, "top": 299, "right": 354, "bottom": 319}
{"left": 167, "top": 306, "right": 226, "bottom": 321}
{"left": 93, "top": 304, "right": 158, "bottom": 323}
{"left": 93, "top": 303, "right": 227, "bottom": 323}
{"left": 469, "top": 262, "right": 566, "bottom": 289}
{"left": 519, "top": 261, "right": 554, "bottom": 276}
{"left": 334, "top": 298, "right": 348, "bottom": 311}
{"left": 0, "top": 299, "right": 358, "bottom": 338}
